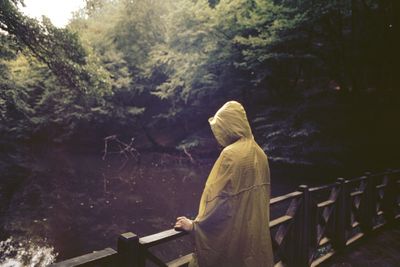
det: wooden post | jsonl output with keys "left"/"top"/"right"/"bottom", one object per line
{"left": 382, "top": 172, "right": 397, "bottom": 226}
{"left": 117, "top": 232, "right": 145, "bottom": 267}
{"left": 359, "top": 172, "right": 375, "bottom": 233}
{"left": 294, "top": 185, "right": 313, "bottom": 267}
{"left": 332, "top": 178, "right": 349, "bottom": 249}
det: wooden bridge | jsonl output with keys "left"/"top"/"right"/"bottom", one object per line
{"left": 49, "top": 169, "right": 400, "bottom": 267}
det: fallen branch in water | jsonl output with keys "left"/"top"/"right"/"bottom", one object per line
{"left": 102, "top": 135, "right": 140, "bottom": 170}
{"left": 182, "top": 147, "right": 196, "bottom": 164}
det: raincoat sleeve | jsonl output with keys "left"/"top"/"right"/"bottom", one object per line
{"left": 194, "top": 150, "right": 234, "bottom": 229}
{"left": 190, "top": 150, "right": 238, "bottom": 267}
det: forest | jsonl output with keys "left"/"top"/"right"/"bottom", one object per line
{"left": 0, "top": 0, "right": 399, "bottom": 264}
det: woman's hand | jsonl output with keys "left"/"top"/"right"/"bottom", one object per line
{"left": 174, "top": 216, "right": 193, "bottom": 232}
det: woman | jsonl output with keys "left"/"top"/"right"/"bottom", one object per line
{"left": 175, "top": 101, "right": 273, "bottom": 267}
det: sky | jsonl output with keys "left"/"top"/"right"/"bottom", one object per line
{"left": 20, "top": 0, "right": 86, "bottom": 28}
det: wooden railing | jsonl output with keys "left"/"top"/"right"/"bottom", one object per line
{"left": 49, "top": 169, "right": 400, "bottom": 267}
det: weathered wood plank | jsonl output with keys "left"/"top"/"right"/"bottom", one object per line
{"left": 376, "top": 184, "right": 386, "bottom": 189}
{"left": 117, "top": 232, "right": 143, "bottom": 267}
{"left": 166, "top": 253, "right": 193, "bottom": 267}
{"left": 348, "top": 176, "right": 368, "bottom": 183}
{"left": 319, "top": 237, "right": 330, "bottom": 246}
{"left": 270, "top": 215, "right": 293, "bottom": 228}
{"left": 346, "top": 233, "right": 364, "bottom": 246}
{"left": 145, "top": 250, "right": 168, "bottom": 267}
{"left": 360, "top": 173, "right": 377, "bottom": 233}
{"left": 317, "top": 199, "right": 335, "bottom": 208}
{"left": 331, "top": 178, "right": 350, "bottom": 250}
{"left": 350, "top": 190, "right": 363, "bottom": 197}
{"left": 274, "top": 261, "right": 285, "bottom": 267}
{"left": 49, "top": 248, "right": 117, "bottom": 267}
{"left": 295, "top": 185, "right": 314, "bottom": 267}
{"left": 270, "top": 191, "right": 302, "bottom": 205}
{"left": 309, "top": 183, "right": 337, "bottom": 192}
{"left": 139, "top": 229, "right": 188, "bottom": 248}
{"left": 310, "top": 251, "right": 335, "bottom": 267}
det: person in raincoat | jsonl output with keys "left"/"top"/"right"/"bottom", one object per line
{"left": 174, "top": 101, "right": 274, "bottom": 267}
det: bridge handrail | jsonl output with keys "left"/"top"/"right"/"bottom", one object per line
{"left": 139, "top": 229, "right": 188, "bottom": 248}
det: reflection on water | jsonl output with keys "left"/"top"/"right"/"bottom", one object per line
{"left": 0, "top": 237, "right": 57, "bottom": 267}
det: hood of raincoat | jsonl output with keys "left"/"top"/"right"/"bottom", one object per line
{"left": 208, "top": 101, "right": 253, "bottom": 147}
{"left": 190, "top": 101, "right": 273, "bottom": 267}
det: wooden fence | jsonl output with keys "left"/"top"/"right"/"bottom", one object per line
{"left": 49, "top": 169, "right": 400, "bottom": 267}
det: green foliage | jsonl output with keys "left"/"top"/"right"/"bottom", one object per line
{"left": 0, "top": 0, "right": 396, "bottom": 145}
{"left": 233, "top": 1, "right": 308, "bottom": 65}
{"left": 0, "top": 0, "right": 111, "bottom": 95}
{"left": 1, "top": 54, "right": 83, "bottom": 140}
{"left": 146, "top": 0, "right": 309, "bottom": 117}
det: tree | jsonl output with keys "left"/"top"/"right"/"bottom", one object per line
{"left": 0, "top": 0, "right": 111, "bottom": 95}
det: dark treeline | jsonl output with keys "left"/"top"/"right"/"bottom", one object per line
{"left": 0, "top": 0, "right": 399, "bottom": 168}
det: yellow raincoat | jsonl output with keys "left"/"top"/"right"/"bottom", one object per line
{"left": 190, "top": 101, "right": 273, "bottom": 267}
